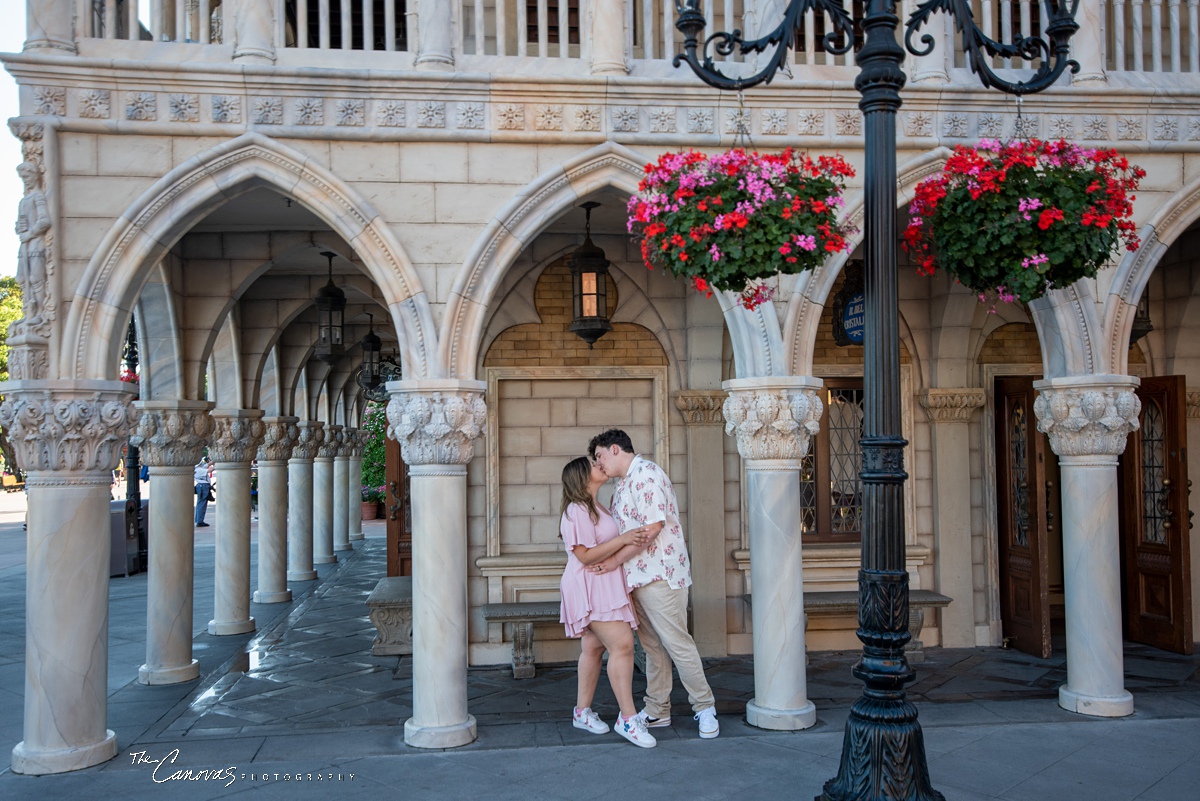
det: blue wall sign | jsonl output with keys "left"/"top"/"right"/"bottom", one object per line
{"left": 842, "top": 293, "right": 865, "bottom": 344}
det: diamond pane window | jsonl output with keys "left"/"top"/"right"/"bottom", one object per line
{"left": 1009, "top": 399, "right": 1029, "bottom": 548}
{"left": 1140, "top": 400, "right": 1166, "bottom": 545}
{"left": 803, "top": 378, "right": 869, "bottom": 543}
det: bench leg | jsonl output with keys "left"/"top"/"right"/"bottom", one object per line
{"left": 904, "top": 607, "right": 926, "bottom": 663}
{"left": 511, "top": 621, "right": 536, "bottom": 679}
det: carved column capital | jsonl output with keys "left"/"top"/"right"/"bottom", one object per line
{"left": 387, "top": 380, "right": 487, "bottom": 466}
{"left": 0, "top": 381, "right": 136, "bottom": 473}
{"left": 339, "top": 428, "right": 358, "bottom": 458}
{"left": 675, "top": 391, "right": 727, "bottom": 426}
{"left": 919, "top": 388, "right": 986, "bottom": 423}
{"left": 290, "top": 421, "right": 324, "bottom": 461}
{"left": 317, "top": 424, "right": 343, "bottom": 459}
{"left": 130, "top": 400, "right": 214, "bottom": 467}
{"left": 210, "top": 410, "right": 266, "bottom": 464}
{"left": 722, "top": 377, "right": 824, "bottom": 461}
{"left": 1033, "top": 376, "right": 1141, "bottom": 459}
{"left": 257, "top": 416, "right": 299, "bottom": 462}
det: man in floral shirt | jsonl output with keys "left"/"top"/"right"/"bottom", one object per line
{"left": 589, "top": 429, "right": 718, "bottom": 739}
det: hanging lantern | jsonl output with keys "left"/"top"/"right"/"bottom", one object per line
{"left": 315, "top": 250, "right": 346, "bottom": 364}
{"left": 357, "top": 313, "right": 383, "bottom": 391}
{"left": 1129, "top": 290, "right": 1153, "bottom": 345}
{"left": 568, "top": 201, "right": 613, "bottom": 347}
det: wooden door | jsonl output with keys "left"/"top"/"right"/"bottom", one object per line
{"left": 385, "top": 435, "right": 412, "bottom": 577}
{"left": 995, "top": 376, "right": 1054, "bottom": 657}
{"left": 1120, "top": 376, "right": 1193, "bottom": 654}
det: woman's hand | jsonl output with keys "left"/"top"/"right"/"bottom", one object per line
{"left": 621, "top": 526, "right": 650, "bottom": 548}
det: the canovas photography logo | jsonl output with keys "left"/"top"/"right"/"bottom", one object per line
{"left": 129, "top": 749, "right": 355, "bottom": 787}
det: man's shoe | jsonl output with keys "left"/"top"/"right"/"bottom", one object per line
{"left": 695, "top": 708, "right": 719, "bottom": 739}
{"left": 196, "top": 522, "right": 210, "bottom": 527}
{"left": 572, "top": 707, "right": 609, "bottom": 734}
{"left": 615, "top": 713, "right": 656, "bottom": 749}
{"left": 634, "top": 709, "right": 671, "bottom": 728}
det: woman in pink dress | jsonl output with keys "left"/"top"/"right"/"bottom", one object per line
{"left": 559, "top": 456, "right": 656, "bottom": 748}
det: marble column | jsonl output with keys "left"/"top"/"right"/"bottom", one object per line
{"left": 1034, "top": 375, "right": 1141, "bottom": 717}
{"left": 233, "top": 0, "right": 276, "bottom": 63}
{"left": 254, "top": 417, "right": 298, "bottom": 603}
{"left": 347, "top": 429, "right": 365, "bottom": 541}
{"left": 26, "top": 0, "right": 77, "bottom": 53}
{"left": 1073, "top": 0, "right": 1107, "bottom": 83}
{"left": 287, "top": 421, "right": 323, "bottom": 581}
{"left": 723, "top": 377, "right": 824, "bottom": 731}
{"left": 1, "top": 382, "right": 135, "bottom": 774}
{"left": 387, "top": 380, "right": 487, "bottom": 749}
{"left": 313, "top": 424, "right": 340, "bottom": 564}
{"left": 919, "top": 388, "right": 986, "bottom": 647}
{"left": 589, "top": 0, "right": 628, "bottom": 74}
{"left": 333, "top": 430, "right": 352, "bottom": 552}
{"left": 415, "top": 0, "right": 454, "bottom": 70}
{"left": 130, "top": 401, "right": 214, "bottom": 685}
{"left": 208, "top": 410, "right": 265, "bottom": 635}
{"left": 675, "top": 391, "right": 729, "bottom": 657}
{"left": 909, "top": 4, "right": 950, "bottom": 83}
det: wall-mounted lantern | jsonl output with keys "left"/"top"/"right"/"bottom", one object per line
{"left": 568, "top": 201, "right": 613, "bottom": 347}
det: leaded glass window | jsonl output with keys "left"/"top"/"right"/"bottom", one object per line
{"left": 1141, "top": 399, "right": 1167, "bottom": 545}
{"left": 801, "top": 378, "right": 866, "bottom": 543}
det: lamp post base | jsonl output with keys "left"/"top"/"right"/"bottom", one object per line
{"left": 819, "top": 696, "right": 944, "bottom": 801}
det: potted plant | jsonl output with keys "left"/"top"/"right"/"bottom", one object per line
{"left": 903, "top": 139, "right": 1144, "bottom": 306}
{"left": 628, "top": 148, "right": 856, "bottom": 310}
{"left": 361, "top": 484, "right": 385, "bottom": 520}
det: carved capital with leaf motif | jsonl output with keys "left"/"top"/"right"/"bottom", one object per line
{"left": 386, "top": 380, "right": 487, "bottom": 466}
{"left": 722, "top": 377, "right": 824, "bottom": 461}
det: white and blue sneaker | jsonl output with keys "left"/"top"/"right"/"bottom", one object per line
{"left": 615, "top": 712, "right": 657, "bottom": 748}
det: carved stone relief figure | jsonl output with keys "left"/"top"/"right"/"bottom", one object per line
{"left": 14, "top": 161, "right": 51, "bottom": 335}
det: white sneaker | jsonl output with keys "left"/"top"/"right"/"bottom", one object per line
{"left": 572, "top": 707, "right": 609, "bottom": 734}
{"left": 634, "top": 709, "right": 672, "bottom": 728}
{"left": 615, "top": 713, "right": 657, "bottom": 748}
{"left": 695, "top": 707, "right": 719, "bottom": 739}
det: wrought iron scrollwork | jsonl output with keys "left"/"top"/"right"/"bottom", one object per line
{"left": 673, "top": 0, "right": 855, "bottom": 91}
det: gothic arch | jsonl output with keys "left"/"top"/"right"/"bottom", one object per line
{"left": 61, "top": 132, "right": 436, "bottom": 386}
{"left": 440, "top": 140, "right": 788, "bottom": 381}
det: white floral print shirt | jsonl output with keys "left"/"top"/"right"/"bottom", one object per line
{"left": 610, "top": 455, "right": 692, "bottom": 590}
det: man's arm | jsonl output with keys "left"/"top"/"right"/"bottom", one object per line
{"left": 591, "top": 521, "right": 663, "bottom": 574}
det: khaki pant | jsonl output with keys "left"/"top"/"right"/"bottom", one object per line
{"left": 631, "top": 580, "right": 715, "bottom": 718}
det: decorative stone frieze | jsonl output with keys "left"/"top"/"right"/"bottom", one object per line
{"left": 293, "top": 97, "right": 324, "bottom": 125}
{"left": 1117, "top": 115, "right": 1144, "bottom": 140}
{"left": 722, "top": 379, "right": 824, "bottom": 462}
{"left": 903, "top": 110, "right": 932, "bottom": 137}
{"left": 125, "top": 92, "right": 157, "bottom": 121}
{"left": 1048, "top": 114, "right": 1073, "bottom": 138}
{"left": 687, "top": 107, "right": 714, "bottom": 133}
{"left": 675, "top": 391, "right": 726, "bottom": 426}
{"left": 919, "top": 388, "right": 986, "bottom": 423}
{"left": 212, "top": 95, "right": 242, "bottom": 123}
{"left": 724, "top": 108, "right": 750, "bottom": 135}
{"left": 1033, "top": 377, "right": 1141, "bottom": 457}
{"left": 78, "top": 88, "right": 110, "bottom": 119}
{"left": 535, "top": 105, "right": 563, "bottom": 131}
{"left": 0, "top": 384, "right": 136, "bottom": 473}
{"left": 761, "top": 108, "right": 787, "bottom": 135}
{"left": 457, "top": 102, "right": 483, "bottom": 129}
{"left": 336, "top": 99, "right": 365, "bottom": 126}
{"left": 210, "top": 412, "right": 266, "bottom": 464}
{"left": 1083, "top": 114, "right": 1108, "bottom": 139}
{"left": 33, "top": 87, "right": 65, "bottom": 116}
{"left": 612, "top": 106, "right": 640, "bottom": 132}
{"left": 318, "top": 425, "right": 343, "bottom": 458}
{"left": 649, "top": 107, "right": 677, "bottom": 133}
{"left": 574, "top": 105, "right": 601, "bottom": 131}
{"left": 168, "top": 93, "right": 199, "bottom": 122}
{"left": 252, "top": 97, "right": 283, "bottom": 124}
{"left": 1013, "top": 113, "right": 1040, "bottom": 138}
{"left": 835, "top": 109, "right": 861, "bottom": 136}
{"left": 130, "top": 402, "right": 214, "bottom": 467}
{"left": 378, "top": 100, "right": 406, "bottom": 127}
{"left": 978, "top": 112, "right": 1003, "bottom": 138}
{"left": 417, "top": 100, "right": 446, "bottom": 128}
{"left": 257, "top": 417, "right": 299, "bottom": 461}
{"left": 1154, "top": 116, "right": 1179, "bottom": 140}
{"left": 290, "top": 422, "right": 324, "bottom": 460}
{"left": 1186, "top": 388, "right": 1200, "bottom": 419}
{"left": 798, "top": 109, "right": 824, "bottom": 135}
{"left": 942, "top": 112, "right": 968, "bottom": 138}
{"left": 496, "top": 103, "right": 525, "bottom": 130}
{"left": 387, "top": 382, "right": 487, "bottom": 466}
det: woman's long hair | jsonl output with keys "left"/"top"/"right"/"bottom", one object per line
{"left": 560, "top": 456, "right": 600, "bottom": 526}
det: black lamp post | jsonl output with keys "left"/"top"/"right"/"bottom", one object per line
{"left": 671, "top": 2, "right": 1080, "bottom": 799}
{"left": 315, "top": 250, "right": 347, "bottom": 364}
{"left": 122, "top": 315, "right": 146, "bottom": 573}
{"left": 568, "top": 201, "right": 614, "bottom": 347}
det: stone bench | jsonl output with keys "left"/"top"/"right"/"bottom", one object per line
{"left": 746, "top": 589, "right": 952, "bottom": 662}
{"left": 366, "top": 577, "right": 412, "bottom": 657}
{"left": 482, "top": 601, "right": 561, "bottom": 678}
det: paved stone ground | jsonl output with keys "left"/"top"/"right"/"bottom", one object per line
{"left": 1, "top": 490, "right": 1199, "bottom": 800}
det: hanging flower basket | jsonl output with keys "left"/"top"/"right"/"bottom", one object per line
{"left": 903, "top": 139, "right": 1145, "bottom": 306}
{"left": 628, "top": 148, "right": 856, "bottom": 310}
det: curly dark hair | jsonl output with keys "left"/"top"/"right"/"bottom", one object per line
{"left": 587, "top": 429, "right": 635, "bottom": 458}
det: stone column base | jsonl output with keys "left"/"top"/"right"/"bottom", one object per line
{"left": 335, "top": 543, "right": 353, "bottom": 552}
{"left": 253, "top": 589, "right": 292, "bottom": 604}
{"left": 11, "top": 730, "right": 117, "bottom": 775}
{"left": 404, "top": 715, "right": 477, "bottom": 749}
{"left": 1058, "top": 686, "right": 1134, "bottom": 718}
{"left": 350, "top": 533, "right": 365, "bottom": 541}
{"left": 208, "top": 618, "right": 256, "bottom": 636}
{"left": 314, "top": 555, "right": 338, "bottom": 565}
{"left": 288, "top": 569, "right": 318, "bottom": 581}
{"left": 139, "top": 659, "right": 199, "bottom": 685}
{"left": 746, "top": 699, "right": 817, "bottom": 731}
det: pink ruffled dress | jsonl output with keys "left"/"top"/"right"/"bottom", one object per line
{"left": 559, "top": 502, "right": 638, "bottom": 638}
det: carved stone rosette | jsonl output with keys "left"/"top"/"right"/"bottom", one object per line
{"left": 318, "top": 425, "right": 343, "bottom": 459}
{"left": 722, "top": 381, "right": 824, "bottom": 461}
{"left": 338, "top": 427, "right": 358, "bottom": 458}
{"left": 0, "top": 384, "right": 136, "bottom": 473}
{"left": 919, "top": 388, "right": 986, "bottom": 423}
{"left": 1033, "top": 377, "right": 1141, "bottom": 458}
{"left": 130, "top": 401, "right": 214, "bottom": 467}
{"left": 210, "top": 412, "right": 266, "bottom": 464}
{"left": 675, "top": 390, "right": 726, "bottom": 426}
{"left": 290, "top": 421, "right": 324, "bottom": 461}
{"left": 257, "top": 417, "right": 299, "bottom": 462}
{"left": 386, "top": 382, "right": 487, "bottom": 466}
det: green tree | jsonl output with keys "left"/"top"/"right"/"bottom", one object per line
{"left": 360, "top": 401, "right": 388, "bottom": 496}
{"left": 0, "top": 276, "right": 24, "bottom": 476}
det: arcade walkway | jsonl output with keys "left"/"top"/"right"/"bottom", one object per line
{"left": 0, "top": 492, "right": 1198, "bottom": 800}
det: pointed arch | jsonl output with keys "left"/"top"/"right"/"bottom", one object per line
{"left": 440, "top": 141, "right": 789, "bottom": 380}
{"left": 61, "top": 132, "right": 435, "bottom": 386}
